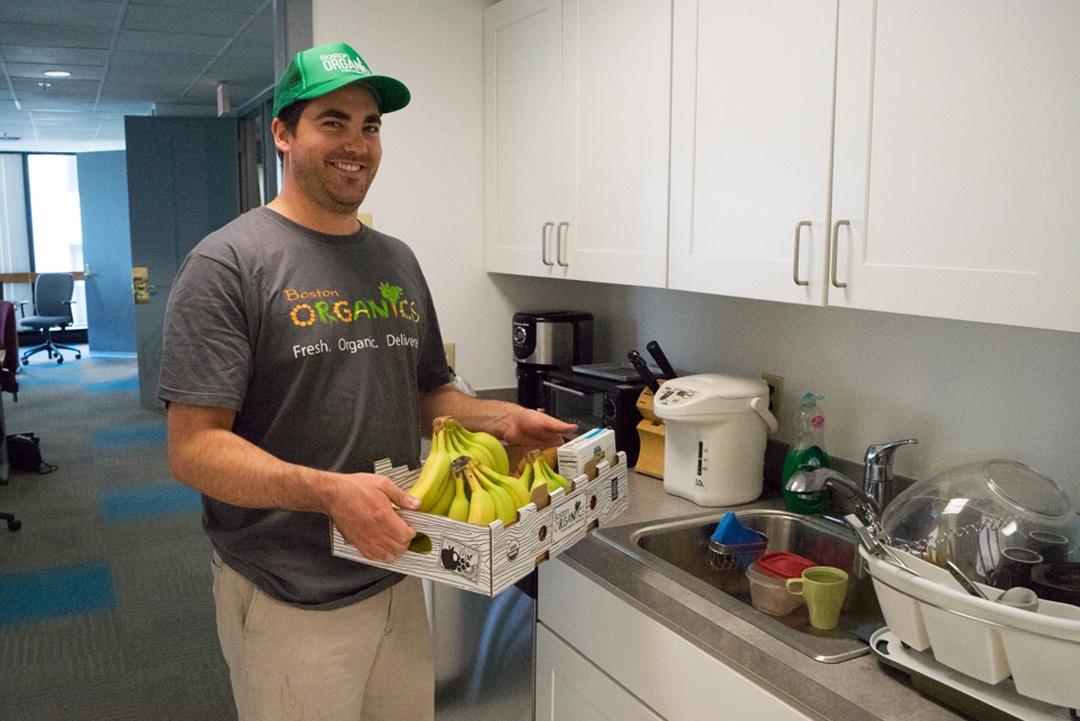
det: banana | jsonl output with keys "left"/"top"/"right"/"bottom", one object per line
{"left": 426, "top": 471, "right": 456, "bottom": 516}
{"left": 472, "top": 458, "right": 530, "bottom": 510}
{"left": 461, "top": 462, "right": 496, "bottom": 526}
{"left": 449, "top": 420, "right": 510, "bottom": 475}
{"left": 443, "top": 418, "right": 498, "bottom": 471}
{"left": 408, "top": 534, "right": 432, "bottom": 554}
{"left": 528, "top": 449, "right": 570, "bottom": 493}
{"left": 440, "top": 421, "right": 475, "bottom": 467}
{"left": 468, "top": 464, "right": 516, "bottom": 526}
{"left": 447, "top": 469, "right": 470, "bottom": 522}
{"left": 518, "top": 461, "right": 535, "bottom": 496}
{"left": 408, "top": 430, "right": 452, "bottom": 511}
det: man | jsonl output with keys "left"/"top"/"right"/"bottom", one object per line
{"left": 159, "top": 41, "right": 574, "bottom": 721}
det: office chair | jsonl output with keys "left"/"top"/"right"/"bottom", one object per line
{"left": 18, "top": 272, "right": 82, "bottom": 365}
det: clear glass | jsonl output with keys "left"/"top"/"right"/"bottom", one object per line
{"left": 26, "top": 154, "right": 86, "bottom": 326}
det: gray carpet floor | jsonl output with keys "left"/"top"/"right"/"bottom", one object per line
{"left": 0, "top": 348, "right": 236, "bottom": 720}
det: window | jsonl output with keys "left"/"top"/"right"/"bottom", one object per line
{"left": 26, "top": 154, "right": 86, "bottom": 326}
{"left": 0, "top": 153, "right": 86, "bottom": 327}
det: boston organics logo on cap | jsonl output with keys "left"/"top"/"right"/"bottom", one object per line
{"left": 320, "top": 52, "right": 370, "bottom": 76}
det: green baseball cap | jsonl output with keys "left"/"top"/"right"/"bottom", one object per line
{"left": 273, "top": 42, "right": 411, "bottom": 117}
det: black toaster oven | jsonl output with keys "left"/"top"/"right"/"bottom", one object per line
{"left": 543, "top": 369, "right": 646, "bottom": 467}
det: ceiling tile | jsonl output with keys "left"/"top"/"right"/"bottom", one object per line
{"left": 0, "top": 22, "right": 115, "bottom": 50}
{"left": 123, "top": 4, "right": 254, "bottom": 38}
{"left": 0, "top": 45, "right": 111, "bottom": 67}
{"left": 0, "top": 1, "right": 123, "bottom": 29}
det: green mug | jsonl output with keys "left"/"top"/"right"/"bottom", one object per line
{"left": 786, "top": 566, "right": 849, "bottom": 630}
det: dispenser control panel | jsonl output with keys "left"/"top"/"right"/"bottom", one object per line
{"left": 655, "top": 385, "right": 698, "bottom": 406}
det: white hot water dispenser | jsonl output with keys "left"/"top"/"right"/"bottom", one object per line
{"left": 652, "top": 374, "right": 778, "bottom": 506}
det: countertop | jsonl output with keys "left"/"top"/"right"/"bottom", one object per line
{"left": 554, "top": 469, "right": 974, "bottom": 721}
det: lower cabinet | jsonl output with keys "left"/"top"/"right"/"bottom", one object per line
{"left": 537, "top": 558, "right": 815, "bottom": 721}
{"left": 536, "top": 623, "right": 663, "bottom": 721}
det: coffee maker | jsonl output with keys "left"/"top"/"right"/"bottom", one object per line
{"left": 512, "top": 311, "right": 593, "bottom": 409}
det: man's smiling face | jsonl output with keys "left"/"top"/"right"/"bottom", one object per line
{"left": 284, "top": 83, "right": 383, "bottom": 216}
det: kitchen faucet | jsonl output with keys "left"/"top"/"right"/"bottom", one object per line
{"left": 784, "top": 438, "right": 918, "bottom": 528}
{"left": 863, "top": 439, "right": 919, "bottom": 512}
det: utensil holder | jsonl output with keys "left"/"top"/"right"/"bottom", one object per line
{"left": 634, "top": 386, "right": 665, "bottom": 479}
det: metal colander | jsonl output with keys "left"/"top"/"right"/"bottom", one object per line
{"left": 707, "top": 533, "right": 768, "bottom": 571}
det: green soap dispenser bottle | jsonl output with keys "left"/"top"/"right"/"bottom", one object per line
{"left": 782, "top": 393, "right": 831, "bottom": 513}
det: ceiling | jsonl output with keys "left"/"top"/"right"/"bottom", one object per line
{"left": 0, "top": 0, "right": 277, "bottom": 154}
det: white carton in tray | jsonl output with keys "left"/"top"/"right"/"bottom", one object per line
{"left": 558, "top": 428, "right": 617, "bottom": 480}
{"left": 331, "top": 451, "right": 628, "bottom": 596}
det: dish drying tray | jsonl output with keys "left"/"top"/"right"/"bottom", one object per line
{"left": 870, "top": 628, "right": 1075, "bottom": 721}
{"left": 862, "top": 544, "right": 1080, "bottom": 711}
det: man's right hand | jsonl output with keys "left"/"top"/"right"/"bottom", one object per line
{"left": 167, "top": 402, "right": 423, "bottom": 563}
{"left": 327, "top": 473, "right": 422, "bottom": 563}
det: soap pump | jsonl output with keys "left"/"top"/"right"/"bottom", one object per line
{"left": 781, "top": 393, "right": 831, "bottom": 513}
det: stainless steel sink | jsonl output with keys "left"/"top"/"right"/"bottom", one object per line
{"left": 593, "top": 506, "right": 884, "bottom": 662}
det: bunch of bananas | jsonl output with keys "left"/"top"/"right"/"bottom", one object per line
{"left": 519, "top": 449, "right": 571, "bottom": 495}
{"left": 450, "top": 456, "right": 531, "bottom": 526}
{"left": 408, "top": 416, "right": 529, "bottom": 526}
{"left": 405, "top": 416, "right": 576, "bottom": 528}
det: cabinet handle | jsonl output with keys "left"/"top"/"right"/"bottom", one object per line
{"left": 792, "top": 220, "right": 811, "bottom": 287}
{"left": 556, "top": 221, "right": 569, "bottom": 267}
{"left": 541, "top": 222, "right": 555, "bottom": 266}
{"left": 831, "top": 219, "right": 849, "bottom": 288}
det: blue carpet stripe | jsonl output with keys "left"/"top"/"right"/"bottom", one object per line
{"left": 0, "top": 562, "right": 116, "bottom": 627}
{"left": 91, "top": 421, "right": 167, "bottom": 448}
{"left": 99, "top": 483, "right": 202, "bottom": 522}
{"left": 84, "top": 376, "right": 140, "bottom": 392}
{"left": 12, "top": 374, "right": 80, "bottom": 387}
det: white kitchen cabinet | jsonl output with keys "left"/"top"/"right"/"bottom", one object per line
{"left": 483, "top": 0, "right": 670, "bottom": 287}
{"left": 537, "top": 559, "right": 815, "bottom": 721}
{"left": 668, "top": 0, "right": 839, "bottom": 306}
{"left": 829, "top": 0, "right": 1080, "bottom": 332}
{"left": 669, "top": 0, "right": 1080, "bottom": 332}
{"left": 536, "top": 623, "right": 663, "bottom": 721}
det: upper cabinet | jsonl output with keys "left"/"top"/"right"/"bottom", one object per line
{"left": 829, "top": 1, "right": 1080, "bottom": 332}
{"left": 484, "top": 0, "right": 671, "bottom": 287}
{"left": 668, "top": 0, "right": 1080, "bottom": 333}
{"left": 668, "top": 0, "right": 839, "bottom": 306}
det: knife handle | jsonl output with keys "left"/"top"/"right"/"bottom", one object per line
{"left": 645, "top": 340, "right": 677, "bottom": 379}
{"left": 627, "top": 350, "right": 661, "bottom": 392}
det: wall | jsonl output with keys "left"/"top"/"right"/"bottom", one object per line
{"left": 313, "top": 1, "right": 1080, "bottom": 498}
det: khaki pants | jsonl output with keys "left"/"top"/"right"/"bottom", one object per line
{"left": 212, "top": 554, "right": 434, "bottom": 721}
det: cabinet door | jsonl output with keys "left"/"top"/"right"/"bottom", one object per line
{"left": 561, "top": 0, "right": 670, "bottom": 288}
{"left": 484, "top": 0, "right": 565, "bottom": 277}
{"left": 539, "top": 559, "right": 815, "bottom": 721}
{"left": 668, "top": 0, "right": 839, "bottom": 303}
{"left": 536, "top": 623, "right": 664, "bottom": 721}
{"left": 830, "top": 0, "right": 1080, "bottom": 332}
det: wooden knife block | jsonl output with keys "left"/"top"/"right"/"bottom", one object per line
{"left": 634, "top": 386, "right": 665, "bottom": 479}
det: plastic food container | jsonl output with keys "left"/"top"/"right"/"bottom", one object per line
{"left": 746, "top": 561, "right": 804, "bottom": 616}
{"left": 757, "top": 552, "right": 816, "bottom": 579}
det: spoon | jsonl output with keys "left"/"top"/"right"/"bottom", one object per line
{"left": 945, "top": 560, "right": 990, "bottom": 600}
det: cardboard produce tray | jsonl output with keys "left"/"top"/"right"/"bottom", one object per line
{"left": 332, "top": 451, "right": 628, "bottom": 596}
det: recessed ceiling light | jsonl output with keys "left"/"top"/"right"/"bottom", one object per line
{"left": 43, "top": 70, "right": 71, "bottom": 78}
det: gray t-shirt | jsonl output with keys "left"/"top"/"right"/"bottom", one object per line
{"left": 158, "top": 207, "right": 449, "bottom": 608}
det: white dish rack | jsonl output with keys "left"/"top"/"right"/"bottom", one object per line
{"left": 862, "top": 545, "right": 1080, "bottom": 710}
